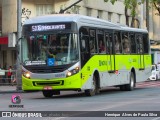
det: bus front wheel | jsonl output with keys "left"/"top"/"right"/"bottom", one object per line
{"left": 85, "top": 75, "right": 99, "bottom": 96}
{"left": 42, "top": 90, "right": 53, "bottom": 98}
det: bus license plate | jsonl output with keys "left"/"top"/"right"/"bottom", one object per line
{"left": 43, "top": 86, "right": 53, "bottom": 90}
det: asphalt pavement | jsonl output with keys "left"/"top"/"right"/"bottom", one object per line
{"left": 0, "top": 85, "right": 23, "bottom": 93}
{"left": 0, "top": 80, "right": 158, "bottom": 94}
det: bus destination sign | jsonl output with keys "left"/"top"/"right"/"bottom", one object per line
{"left": 32, "top": 24, "right": 66, "bottom": 32}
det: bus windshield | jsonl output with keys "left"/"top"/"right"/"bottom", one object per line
{"left": 22, "top": 33, "right": 79, "bottom": 66}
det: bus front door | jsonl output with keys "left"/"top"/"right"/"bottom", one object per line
{"left": 80, "top": 36, "right": 90, "bottom": 67}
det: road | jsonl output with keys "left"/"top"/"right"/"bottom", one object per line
{"left": 0, "top": 81, "right": 160, "bottom": 120}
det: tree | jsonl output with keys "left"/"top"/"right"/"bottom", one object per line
{"left": 145, "top": 0, "right": 160, "bottom": 30}
{"left": 104, "top": 0, "right": 144, "bottom": 27}
{"left": 150, "top": 0, "right": 160, "bottom": 15}
{"left": 104, "top": 0, "right": 160, "bottom": 27}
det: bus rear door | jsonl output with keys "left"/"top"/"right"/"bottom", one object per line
{"left": 136, "top": 34, "right": 145, "bottom": 70}
{"left": 105, "top": 32, "right": 115, "bottom": 73}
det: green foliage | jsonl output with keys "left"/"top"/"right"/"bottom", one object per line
{"left": 104, "top": 0, "right": 117, "bottom": 4}
{"left": 104, "top": 0, "right": 141, "bottom": 17}
{"left": 104, "top": 0, "right": 160, "bottom": 27}
{"left": 104, "top": 0, "right": 160, "bottom": 16}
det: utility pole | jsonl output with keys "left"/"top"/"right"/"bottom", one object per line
{"left": 16, "top": 0, "right": 22, "bottom": 91}
{"left": 146, "top": 0, "right": 149, "bottom": 31}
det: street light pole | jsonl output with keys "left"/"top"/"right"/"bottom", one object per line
{"left": 146, "top": 0, "right": 149, "bottom": 31}
{"left": 16, "top": 0, "right": 22, "bottom": 91}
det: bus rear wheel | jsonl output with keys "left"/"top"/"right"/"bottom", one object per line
{"left": 125, "top": 72, "right": 135, "bottom": 91}
{"left": 85, "top": 75, "right": 99, "bottom": 96}
{"left": 119, "top": 72, "right": 135, "bottom": 91}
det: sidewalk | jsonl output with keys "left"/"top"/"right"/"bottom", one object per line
{"left": 0, "top": 85, "right": 23, "bottom": 93}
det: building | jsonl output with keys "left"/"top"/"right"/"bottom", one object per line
{"left": 0, "top": 0, "right": 159, "bottom": 68}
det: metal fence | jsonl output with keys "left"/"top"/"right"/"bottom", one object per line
{"left": 0, "top": 70, "right": 17, "bottom": 86}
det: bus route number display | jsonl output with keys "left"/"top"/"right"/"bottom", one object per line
{"left": 32, "top": 24, "right": 66, "bottom": 31}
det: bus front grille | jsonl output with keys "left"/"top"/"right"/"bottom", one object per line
{"left": 33, "top": 80, "right": 64, "bottom": 86}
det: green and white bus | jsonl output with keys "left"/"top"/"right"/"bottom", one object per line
{"left": 21, "top": 14, "right": 151, "bottom": 97}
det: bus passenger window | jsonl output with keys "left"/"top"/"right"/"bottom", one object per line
{"left": 97, "top": 29, "right": 105, "bottom": 54}
{"left": 137, "top": 35, "right": 143, "bottom": 53}
{"left": 129, "top": 33, "right": 136, "bottom": 53}
{"left": 122, "top": 34, "right": 130, "bottom": 53}
{"left": 143, "top": 34, "right": 149, "bottom": 54}
{"left": 114, "top": 34, "right": 121, "bottom": 53}
{"left": 105, "top": 34, "right": 109, "bottom": 54}
{"left": 89, "top": 30, "right": 96, "bottom": 53}
{"left": 90, "top": 40, "right": 95, "bottom": 53}
{"left": 99, "top": 40, "right": 105, "bottom": 53}
{"left": 105, "top": 33, "right": 113, "bottom": 54}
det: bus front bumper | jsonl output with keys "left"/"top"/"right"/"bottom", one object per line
{"left": 22, "top": 75, "right": 82, "bottom": 91}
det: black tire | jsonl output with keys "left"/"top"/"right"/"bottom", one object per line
{"left": 125, "top": 72, "right": 135, "bottom": 91}
{"left": 119, "top": 85, "right": 126, "bottom": 91}
{"left": 42, "top": 90, "right": 54, "bottom": 98}
{"left": 156, "top": 75, "right": 158, "bottom": 81}
{"left": 85, "top": 75, "right": 99, "bottom": 96}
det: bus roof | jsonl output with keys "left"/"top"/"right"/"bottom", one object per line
{"left": 24, "top": 14, "right": 148, "bottom": 33}
{"left": 24, "top": 14, "right": 120, "bottom": 28}
{"left": 121, "top": 26, "right": 148, "bottom": 33}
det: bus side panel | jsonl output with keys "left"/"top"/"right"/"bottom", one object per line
{"left": 135, "top": 54, "right": 151, "bottom": 83}
{"left": 81, "top": 55, "right": 130, "bottom": 89}
{"left": 81, "top": 55, "right": 108, "bottom": 90}
{"left": 115, "top": 55, "right": 133, "bottom": 70}
{"left": 144, "top": 55, "right": 152, "bottom": 69}
{"left": 114, "top": 55, "right": 132, "bottom": 85}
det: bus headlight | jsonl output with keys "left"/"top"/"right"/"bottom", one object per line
{"left": 23, "top": 72, "right": 31, "bottom": 79}
{"left": 66, "top": 67, "right": 79, "bottom": 77}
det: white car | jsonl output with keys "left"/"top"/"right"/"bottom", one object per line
{"left": 149, "top": 65, "right": 160, "bottom": 81}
